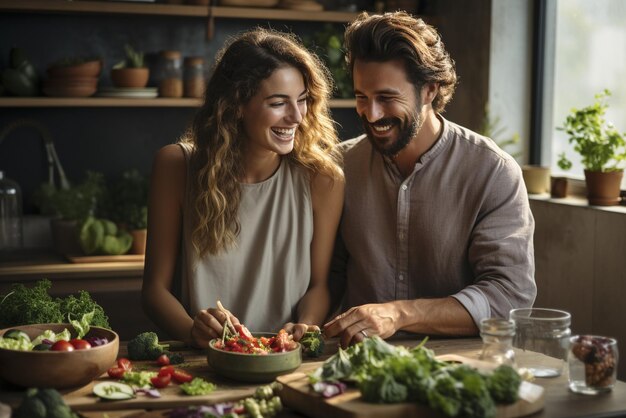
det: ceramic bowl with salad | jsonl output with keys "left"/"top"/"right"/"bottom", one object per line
{"left": 208, "top": 324, "right": 301, "bottom": 383}
{"left": 0, "top": 322, "right": 118, "bottom": 389}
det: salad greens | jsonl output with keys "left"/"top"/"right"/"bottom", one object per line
{"left": 310, "top": 336, "right": 521, "bottom": 418}
{"left": 0, "top": 279, "right": 109, "bottom": 329}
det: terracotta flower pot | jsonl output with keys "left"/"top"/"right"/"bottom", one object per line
{"left": 551, "top": 177, "right": 568, "bottom": 198}
{"left": 130, "top": 229, "right": 147, "bottom": 254}
{"left": 110, "top": 67, "right": 149, "bottom": 88}
{"left": 584, "top": 170, "right": 624, "bottom": 206}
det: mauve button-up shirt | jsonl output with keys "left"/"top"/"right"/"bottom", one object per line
{"left": 330, "top": 117, "right": 536, "bottom": 326}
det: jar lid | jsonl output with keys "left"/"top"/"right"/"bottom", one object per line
{"left": 161, "top": 50, "right": 182, "bottom": 60}
{"left": 184, "top": 57, "right": 204, "bottom": 66}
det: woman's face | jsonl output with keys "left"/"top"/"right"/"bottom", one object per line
{"left": 241, "top": 66, "right": 307, "bottom": 157}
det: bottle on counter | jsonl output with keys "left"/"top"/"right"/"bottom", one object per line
{"left": 0, "top": 170, "right": 23, "bottom": 250}
{"left": 157, "top": 50, "right": 183, "bottom": 98}
{"left": 183, "top": 56, "right": 206, "bottom": 99}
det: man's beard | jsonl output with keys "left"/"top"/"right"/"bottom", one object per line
{"left": 362, "top": 110, "right": 423, "bottom": 157}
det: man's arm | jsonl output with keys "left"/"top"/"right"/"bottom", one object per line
{"left": 324, "top": 297, "right": 477, "bottom": 348}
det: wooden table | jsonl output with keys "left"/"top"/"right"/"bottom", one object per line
{"left": 1, "top": 337, "right": 625, "bottom": 418}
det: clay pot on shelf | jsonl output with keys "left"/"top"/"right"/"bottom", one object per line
{"left": 584, "top": 170, "right": 624, "bottom": 206}
{"left": 130, "top": 229, "right": 147, "bottom": 255}
{"left": 550, "top": 177, "right": 568, "bottom": 198}
{"left": 111, "top": 67, "right": 149, "bottom": 88}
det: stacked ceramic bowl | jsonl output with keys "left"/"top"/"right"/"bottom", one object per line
{"left": 44, "top": 59, "right": 102, "bottom": 97}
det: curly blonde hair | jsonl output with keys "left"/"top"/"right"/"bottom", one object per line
{"left": 179, "top": 28, "right": 342, "bottom": 256}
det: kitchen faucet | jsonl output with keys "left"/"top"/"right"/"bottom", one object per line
{"left": 0, "top": 118, "right": 70, "bottom": 191}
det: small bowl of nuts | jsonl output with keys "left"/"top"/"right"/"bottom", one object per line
{"left": 568, "top": 335, "right": 618, "bottom": 395}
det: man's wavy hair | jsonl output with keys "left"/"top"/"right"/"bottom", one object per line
{"left": 344, "top": 11, "right": 457, "bottom": 113}
{"left": 179, "top": 28, "right": 342, "bottom": 257}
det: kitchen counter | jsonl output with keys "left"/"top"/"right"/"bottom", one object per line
{"left": 2, "top": 336, "right": 625, "bottom": 418}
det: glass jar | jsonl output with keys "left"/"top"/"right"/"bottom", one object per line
{"left": 510, "top": 307, "right": 571, "bottom": 377}
{"left": 158, "top": 50, "right": 183, "bottom": 98}
{"left": 568, "top": 335, "right": 618, "bottom": 395}
{"left": 479, "top": 317, "right": 516, "bottom": 367}
{"left": 0, "top": 171, "right": 23, "bottom": 250}
{"left": 183, "top": 56, "right": 206, "bottom": 99}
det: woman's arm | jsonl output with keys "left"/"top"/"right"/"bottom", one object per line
{"left": 288, "top": 172, "right": 344, "bottom": 340}
{"left": 141, "top": 144, "right": 194, "bottom": 344}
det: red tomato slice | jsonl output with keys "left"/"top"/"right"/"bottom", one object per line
{"left": 69, "top": 339, "right": 92, "bottom": 350}
{"left": 151, "top": 374, "right": 171, "bottom": 388}
{"left": 51, "top": 340, "right": 74, "bottom": 352}
{"left": 156, "top": 354, "right": 170, "bottom": 366}
{"left": 235, "top": 324, "right": 254, "bottom": 341}
{"left": 107, "top": 366, "right": 126, "bottom": 379}
{"left": 172, "top": 370, "right": 193, "bottom": 383}
{"left": 117, "top": 358, "right": 133, "bottom": 371}
{"left": 159, "top": 366, "right": 175, "bottom": 377}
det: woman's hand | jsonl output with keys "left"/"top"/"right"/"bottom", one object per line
{"left": 190, "top": 306, "right": 241, "bottom": 348}
{"left": 283, "top": 322, "right": 320, "bottom": 342}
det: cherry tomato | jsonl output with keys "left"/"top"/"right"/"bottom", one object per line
{"left": 156, "top": 354, "right": 170, "bottom": 366}
{"left": 150, "top": 374, "right": 171, "bottom": 388}
{"left": 117, "top": 358, "right": 133, "bottom": 371}
{"left": 69, "top": 339, "right": 92, "bottom": 350}
{"left": 107, "top": 366, "right": 126, "bottom": 379}
{"left": 159, "top": 366, "right": 175, "bottom": 377}
{"left": 171, "top": 370, "right": 193, "bottom": 383}
{"left": 50, "top": 340, "right": 74, "bottom": 352}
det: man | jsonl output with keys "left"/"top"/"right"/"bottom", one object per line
{"left": 324, "top": 12, "right": 536, "bottom": 348}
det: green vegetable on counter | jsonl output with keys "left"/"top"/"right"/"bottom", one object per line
{"left": 80, "top": 216, "right": 133, "bottom": 256}
{"left": 122, "top": 371, "right": 157, "bottom": 388}
{"left": 0, "top": 279, "right": 109, "bottom": 329}
{"left": 310, "top": 336, "right": 521, "bottom": 418}
{"left": 180, "top": 377, "right": 216, "bottom": 396}
{"left": 127, "top": 332, "right": 170, "bottom": 361}
{"left": 12, "top": 388, "right": 79, "bottom": 418}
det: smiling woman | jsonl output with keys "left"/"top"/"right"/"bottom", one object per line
{"left": 141, "top": 28, "right": 345, "bottom": 350}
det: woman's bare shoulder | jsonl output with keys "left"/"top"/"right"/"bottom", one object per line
{"left": 153, "top": 144, "right": 186, "bottom": 172}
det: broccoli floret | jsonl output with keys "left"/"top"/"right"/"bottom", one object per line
{"left": 300, "top": 330, "right": 325, "bottom": 358}
{"left": 487, "top": 365, "right": 522, "bottom": 404}
{"left": 13, "top": 392, "right": 46, "bottom": 418}
{"left": 167, "top": 351, "right": 185, "bottom": 365}
{"left": 127, "top": 332, "right": 169, "bottom": 360}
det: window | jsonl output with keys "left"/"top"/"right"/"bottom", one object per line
{"left": 543, "top": 0, "right": 626, "bottom": 187}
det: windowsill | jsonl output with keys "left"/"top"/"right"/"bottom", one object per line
{"left": 528, "top": 193, "right": 626, "bottom": 214}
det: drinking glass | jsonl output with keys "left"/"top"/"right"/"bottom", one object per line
{"left": 509, "top": 308, "right": 571, "bottom": 377}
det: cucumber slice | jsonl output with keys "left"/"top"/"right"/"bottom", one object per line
{"left": 93, "top": 382, "right": 135, "bottom": 400}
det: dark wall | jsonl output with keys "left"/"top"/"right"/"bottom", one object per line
{"left": 0, "top": 1, "right": 490, "bottom": 214}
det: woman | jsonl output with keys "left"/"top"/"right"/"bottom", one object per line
{"left": 142, "top": 28, "right": 344, "bottom": 349}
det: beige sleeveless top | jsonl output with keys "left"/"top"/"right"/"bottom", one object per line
{"left": 179, "top": 145, "right": 313, "bottom": 332}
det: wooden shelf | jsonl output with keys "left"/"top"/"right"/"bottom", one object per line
{"left": 0, "top": 97, "right": 355, "bottom": 108}
{"left": 0, "top": 0, "right": 358, "bottom": 21}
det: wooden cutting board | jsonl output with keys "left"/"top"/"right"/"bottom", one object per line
{"left": 277, "top": 356, "right": 545, "bottom": 418}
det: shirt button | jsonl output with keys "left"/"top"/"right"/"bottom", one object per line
{"left": 401, "top": 185, "right": 408, "bottom": 191}
{"left": 398, "top": 274, "right": 404, "bottom": 281}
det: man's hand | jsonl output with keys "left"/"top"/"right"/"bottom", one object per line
{"left": 283, "top": 323, "right": 321, "bottom": 342}
{"left": 323, "top": 302, "right": 401, "bottom": 349}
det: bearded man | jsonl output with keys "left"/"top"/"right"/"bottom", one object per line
{"left": 324, "top": 11, "right": 536, "bottom": 348}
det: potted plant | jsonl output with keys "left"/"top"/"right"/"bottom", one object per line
{"left": 558, "top": 89, "right": 626, "bottom": 205}
{"left": 551, "top": 152, "right": 572, "bottom": 198}
{"left": 105, "top": 170, "right": 149, "bottom": 254}
{"left": 110, "top": 44, "right": 149, "bottom": 88}
{"left": 32, "top": 171, "right": 106, "bottom": 255}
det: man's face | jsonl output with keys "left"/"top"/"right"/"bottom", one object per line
{"left": 353, "top": 59, "right": 422, "bottom": 156}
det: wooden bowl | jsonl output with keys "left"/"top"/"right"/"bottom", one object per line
{"left": 44, "top": 76, "right": 98, "bottom": 88}
{"left": 207, "top": 333, "right": 301, "bottom": 383}
{"left": 43, "top": 84, "right": 97, "bottom": 97}
{"left": 110, "top": 67, "right": 149, "bottom": 88}
{"left": 0, "top": 323, "right": 119, "bottom": 389}
{"left": 47, "top": 60, "right": 103, "bottom": 78}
